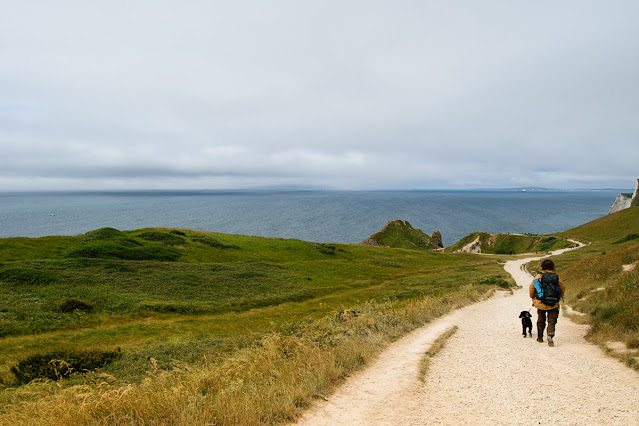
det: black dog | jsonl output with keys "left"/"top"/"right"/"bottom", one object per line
{"left": 519, "top": 310, "right": 533, "bottom": 337}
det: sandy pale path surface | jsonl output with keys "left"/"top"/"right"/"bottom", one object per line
{"left": 295, "top": 247, "right": 639, "bottom": 425}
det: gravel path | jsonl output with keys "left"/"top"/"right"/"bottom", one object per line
{"left": 295, "top": 246, "right": 639, "bottom": 425}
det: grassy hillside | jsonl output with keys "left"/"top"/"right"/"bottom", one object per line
{"left": 0, "top": 226, "right": 510, "bottom": 424}
{"left": 4, "top": 204, "right": 638, "bottom": 424}
{"left": 361, "top": 220, "right": 438, "bottom": 250}
{"left": 445, "top": 232, "right": 572, "bottom": 254}
{"left": 538, "top": 207, "right": 639, "bottom": 368}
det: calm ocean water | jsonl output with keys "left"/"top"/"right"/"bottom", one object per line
{"left": 0, "top": 190, "right": 621, "bottom": 247}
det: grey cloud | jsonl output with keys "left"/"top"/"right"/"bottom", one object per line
{"left": 1, "top": 1, "right": 638, "bottom": 190}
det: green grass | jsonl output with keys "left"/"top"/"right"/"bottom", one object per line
{"left": 540, "top": 206, "right": 639, "bottom": 367}
{"left": 0, "top": 227, "right": 510, "bottom": 389}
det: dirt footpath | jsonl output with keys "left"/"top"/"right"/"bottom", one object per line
{"left": 295, "top": 248, "right": 639, "bottom": 425}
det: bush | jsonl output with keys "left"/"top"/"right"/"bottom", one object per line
{"left": 475, "top": 276, "right": 512, "bottom": 288}
{"left": 11, "top": 349, "right": 122, "bottom": 384}
{"left": 58, "top": 298, "right": 94, "bottom": 313}
{"left": 0, "top": 267, "right": 56, "bottom": 285}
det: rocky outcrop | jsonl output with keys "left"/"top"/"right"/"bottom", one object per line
{"left": 361, "top": 220, "right": 440, "bottom": 250}
{"left": 458, "top": 235, "right": 482, "bottom": 253}
{"left": 430, "top": 230, "right": 443, "bottom": 248}
{"left": 609, "top": 179, "right": 639, "bottom": 214}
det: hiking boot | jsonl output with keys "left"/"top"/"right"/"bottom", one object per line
{"left": 548, "top": 336, "right": 554, "bottom": 347}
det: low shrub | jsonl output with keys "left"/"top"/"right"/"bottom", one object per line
{"left": 11, "top": 349, "right": 122, "bottom": 384}
{"left": 475, "top": 276, "right": 512, "bottom": 288}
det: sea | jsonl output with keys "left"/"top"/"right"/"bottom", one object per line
{"left": 0, "top": 190, "right": 623, "bottom": 247}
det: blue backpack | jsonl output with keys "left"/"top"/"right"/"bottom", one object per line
{"left": 533, "top": 273, "right": 561, "bottom": 306}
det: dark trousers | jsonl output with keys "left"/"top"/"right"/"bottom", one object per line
{"left": 537, "top": 307, "right": 559, "bottom": 337}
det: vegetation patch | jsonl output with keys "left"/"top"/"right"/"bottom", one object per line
{"left": 82, "top": 227, "right": 127, "bottom": 241}
{"left": 313, "top": 244, "right": 336, "bottom": 255}
{"left": 58, "top": 298, "right": 94, "bottom": 313}
{"left": 474, "top": 276, "right": 513, "bottom": 289}
{"left": 555, "top": 209, "right": 639, "bottom": 370}
{"left": 65, "top": 241, "right": 181, "bottom": 261}
{"left": 191, "top": 235, "right": 240, "bottom": 250}
{"left": 612, "top": 233, "right": 639, "bottom": 245}
{"left": 11, "top": 349, "right": 122, "bottom": 384}
{"left": 0, "top": 267, "right": 56, "bottom": 285}
{"left": 419, "top": 326, "right": 458, "bottom": 382}
{"left": 446, "top": 232, "right": 571, "bottom": 254}
{"left": 135, "top": 231, "right": 186, "bottom": 246}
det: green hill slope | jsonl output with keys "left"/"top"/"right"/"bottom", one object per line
{"left": 542, "top": 207, "right": 639, "bottom": 367}
{"left": 445, "top": 232, "right": 572, "bottom": 254}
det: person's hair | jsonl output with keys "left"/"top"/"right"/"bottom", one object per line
{"left": 540, "top": 259, "right": 555, "bottom": 270}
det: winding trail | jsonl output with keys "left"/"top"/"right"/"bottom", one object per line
{"left": 295, "top": 243, "right": 639, "bottom": 425}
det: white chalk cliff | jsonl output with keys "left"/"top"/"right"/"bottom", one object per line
{"left": 609, "top": 179, "right": 639, "bottom": 214}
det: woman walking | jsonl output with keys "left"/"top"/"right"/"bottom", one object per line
{"left": 530, "top": 258, "right": 565, "bottom": 347}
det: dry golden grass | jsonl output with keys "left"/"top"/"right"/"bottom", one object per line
{"left": 0, "top": 288, "right": 490, "bottom": 425}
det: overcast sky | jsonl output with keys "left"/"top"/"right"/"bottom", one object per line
{"left": 1, "top": 1, "right": 638, "bottom": 191}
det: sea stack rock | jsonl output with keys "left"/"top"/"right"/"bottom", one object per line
{"left": 431, "top": 230, "right": 443, "bottom": 248}
{"left": 609, "top": 179, "right": 639, "bottom": 214}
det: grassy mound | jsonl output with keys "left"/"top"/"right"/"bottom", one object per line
{"left": 135, "top": 230, "right": 186, "bottom": 246}
{"left": 361, "top": 220, "right": 438, "bottom": 250}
